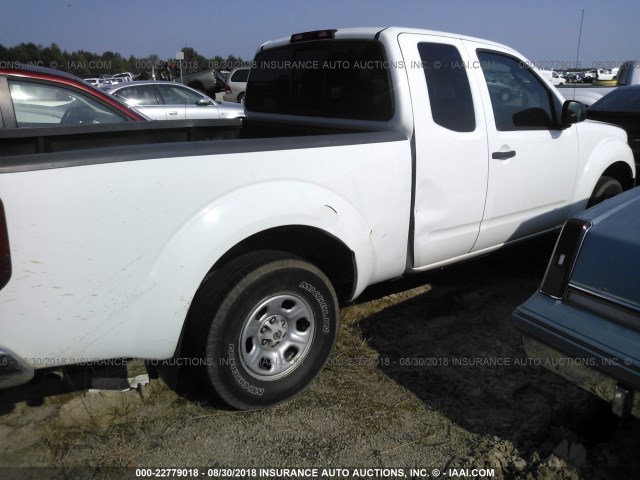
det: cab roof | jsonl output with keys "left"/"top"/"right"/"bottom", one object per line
{"left": 258, "top": 26, "right": 512, "bottom": 53}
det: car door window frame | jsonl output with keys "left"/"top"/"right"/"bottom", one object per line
{"left": 0, "top": 76, "right": 15, "bottom": 128}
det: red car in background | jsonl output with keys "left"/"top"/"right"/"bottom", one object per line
{"left": 0, "top": 66, "right": 146, "bottom": 128}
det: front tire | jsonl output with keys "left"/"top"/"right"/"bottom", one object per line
{"left": 185, "top": 251, "right": 339, "bottom": 410}
{"left": 587, "top": 176, "right": 623, "bottom": 208}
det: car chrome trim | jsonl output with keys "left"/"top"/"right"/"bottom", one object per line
{"left": 567, "top": 283, "right": 640, "bottom": 332}
{"left": 539, "top": 218, "right": 592, "bottom": 299}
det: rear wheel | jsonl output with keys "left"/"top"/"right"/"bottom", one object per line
{"left": 587, "top": 176, "right": 623, "bottom": 208}
{"left": 185, "top": 251, "right": 339, "bottom": 410}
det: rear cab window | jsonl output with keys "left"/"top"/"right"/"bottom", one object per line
{"left": 246, "top": 40, "right": 394, "bottom": 121}
{"left": 418, "top": 42, "right": 476, "bottom": 132}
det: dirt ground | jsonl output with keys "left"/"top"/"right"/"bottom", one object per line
{"left": 1, "top": 234, "right": 638, "bottom": 480}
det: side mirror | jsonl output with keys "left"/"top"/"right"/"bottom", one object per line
{"left": 560, "top": 100, "right": 586, "bottom": 128}
{"left": 196, "top": 98, "right": 211, "bottom": 106}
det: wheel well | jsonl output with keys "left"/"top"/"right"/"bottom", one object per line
{"left": 210, "top": 226, "right": 356, "bottom": 303}
{"left": 601, "top": 162, "right": 635, "bottom": 191}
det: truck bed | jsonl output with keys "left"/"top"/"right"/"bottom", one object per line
{"left": 0, "top": 119, "right": 390, "bottom": 173}
{"left": 0, "top": 119, "right": 244, "bottom": 157}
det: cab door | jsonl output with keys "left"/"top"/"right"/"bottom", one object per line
{"left": 156, "top": 84, "right": 220, "bottom": 120}
{"left": 155, "top": 84, "right": 188, "bottom": 120}
{"left": 398, "top": 34, "right": 489, "bottom": 269}
{"left": 467, "top": 47, "right": 579, "bottom": 251}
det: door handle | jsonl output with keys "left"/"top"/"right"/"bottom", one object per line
{"left": 492, "top": 150, "right": 516, "bottom": 160}
{"left": 168, "top": 111, "right": 178, "bottom": 116}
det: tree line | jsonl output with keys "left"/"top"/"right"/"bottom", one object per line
{"left": 0, "top": 42, "right": 248, "bottom": 77}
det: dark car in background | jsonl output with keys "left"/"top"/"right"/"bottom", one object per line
{"left": 0, "top": 66, "right": 146, "bottom": 128}
{"left": 513, "top": 187, "right": 640, "bottom": 419}
{"left": 587, "top": 84, "right": 640, "bottom": 166}
{"left": 183, "top": 68, "right": 227, "bottom": 95}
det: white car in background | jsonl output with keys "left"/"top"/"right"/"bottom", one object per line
{"left": 538, "top": 69, "right": 565, "bottom": 86}
{"left": 596, "top": 68, "right": 619, "bottom": 81}
{"left": 223, "top": 66, "right": 250, "bottom": 103}
{"left": 102, "top": 80, "right": 245, "bottom": 120}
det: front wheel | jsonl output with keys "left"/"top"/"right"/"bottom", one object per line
{"left": 185, "top": 251, "right": 339, "bottom": 410}
{"left": 587, "top": 175, "right": 623, "bottom": 208}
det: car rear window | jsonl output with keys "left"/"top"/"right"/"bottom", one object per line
{"left": 246, "top": 40, "right": 394, "bottom": 121}
{"left": 590, "top": 87, "right": 640, "bottom": 113}
{"left": 231, "top": 68, "right": 250, "bottom": 83}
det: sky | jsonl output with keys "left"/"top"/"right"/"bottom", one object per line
{"left": 1, "top": 0, "right": 639, "bottom": 71}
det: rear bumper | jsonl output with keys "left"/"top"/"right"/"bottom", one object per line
{"left": 0, "top": 346, "right": 34, "bottom": 389}
{"left": 514, "top": 294, "right": 640, "bottom": 418}
{"left": 521, "top": 335, "right": 640, "bottom": 419}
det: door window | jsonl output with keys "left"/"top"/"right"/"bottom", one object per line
{"left": 418, "top": 42, "right": 476, "bottom": 132}
{"left": 477, "top": 51, "right": 559, "bottom": 131}
{"left": 156, "top": 84, "right": 204, "bottom": 105}
{"left": 112, "top": 85, "right": 160, "bottom": 106}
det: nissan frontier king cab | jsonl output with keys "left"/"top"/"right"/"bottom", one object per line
{"left": 0, "top": 27, "right": 635, "bottom": 410}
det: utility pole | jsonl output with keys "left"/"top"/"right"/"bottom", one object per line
{"left": 175, "top": 50, "right": 184, "bottom": 84}
{"left": 575, "top": 9, "right": 585, "bottom": 70}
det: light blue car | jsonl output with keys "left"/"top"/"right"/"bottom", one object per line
{"left": 514, "top": 187, "right": 640, "bottom": 419}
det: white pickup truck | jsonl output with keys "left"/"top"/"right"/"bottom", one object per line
{"left": 0, "top": 27, "right": 635, "bottom": 410}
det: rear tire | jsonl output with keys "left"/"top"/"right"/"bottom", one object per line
{"left": 587, "top": 176, "right": 623, "bottom": 208}
{"left": 185, "top": 251, "right": 339, "bottom": 410}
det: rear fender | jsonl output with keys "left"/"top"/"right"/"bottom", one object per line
{"left": 134, "top": 181, "right": 376, "bottom": 357}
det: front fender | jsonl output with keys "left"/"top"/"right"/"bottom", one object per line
{"left": 570, "top": 122, "right": 636, "bottom": 215}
